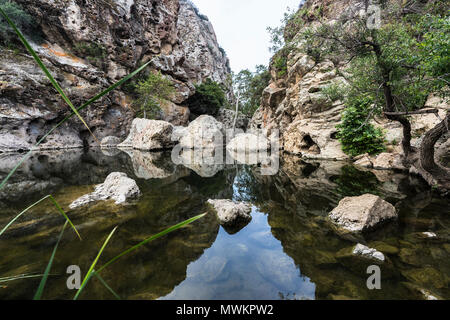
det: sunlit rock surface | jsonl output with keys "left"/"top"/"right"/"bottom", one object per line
{"left": 69, "top": 172, "right": 140, "bottom": 209}
{"left": 329, "top": 194, "right": 398, "bottom": 232}
{"left": 179, "top": 115, "right": 224, "bottom": 149}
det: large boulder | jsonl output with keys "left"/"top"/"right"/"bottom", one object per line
{"left": 226, "top": 133, "right": 270, "bottom": 153}
{"left": 118, "top": 118, "right": 175, "bottom": 151}
{"left": 179, "top": 115, "right": 224, "bottom": 149}
{"left": 329, "top": 194, "right": 397, "bottom": 232}
{"left": 69, "top": 172, "right": 140, "bottom": 209}
{"left": 207, "top": 199, "right": 252, "bottom": 234}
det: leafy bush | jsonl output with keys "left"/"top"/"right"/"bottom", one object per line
{"left": 73, "top": 41, "right": 107, "bottom": 69}
{"left": 336, "top": 95, "right": 386, "bottom": 157}
{"left": 186, "top": 79, "right": 226, "bottom": 116}
{"left": 322, "top": 82, "right": 346, "bottom": 102}
{"left": 0, "top": 0, "right": 33, "bottom": 45}
{"left": 272, "top": 49, "right": 288, "bottom": 78}
{"left": 133, "top": 71, "right": 175, "bottom": 119}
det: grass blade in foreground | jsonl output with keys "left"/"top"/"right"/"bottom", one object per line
{"left": 33, "top": 221, "right": 68, "bottom": 300}
{"left": 93, "top": 271, "right": 121, "bottom": 300}
{"left": 73, "top": 227, "right": 118, "bottom": 300}
{"left": 96, "top": 213, "right": 207, "bottom": 274}
{"left": 0, "top": 7, "right": 97, "bottom": 142}
{"left": 0, "top": 60, "right": 151, "bottom": 190}
{"left": 0, "top": 195, "right": 81, "bottom": 240}
{"left": 0, "top": 274, "right": 48, "bottom": 283}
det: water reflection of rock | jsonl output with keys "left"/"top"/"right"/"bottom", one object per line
{"left": 122, "top": 150, "right": 190, "bottom": 182}
{"left": 248, "top": 154, "right": 450, "bottom": 299}
{"left": 0, "top": 150, "right": 134, "bottom": 209}
{"left": 0, "top": 149, "right": 239, "bottom": 299}
{"left": 175, "top": 148, "right": 225, "bottom": 178}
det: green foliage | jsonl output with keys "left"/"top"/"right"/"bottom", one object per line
{"left": 299, "top": 4, "right": 449, "bottom": 113}
{"left": 186, "top": 79, "right": 226, "bottom": 116}
{"left": 233, "top": 65, "right": 271, "bottom": 116}
{"left": 416, "top": 14, "right": 450, "bottom": 97}
{"left": 73, "top": 41, "right": 107, "bottom": 68}
{"left": 0, "top": 0, "right": 32, "bottom": 45}
{"left": 267, "top": 5, "right": 306, "bottom": 53}
{"left": 336, "top": 95, "right": 386, "bottom": 157}
{"left": 333, "top": 166, "right": 381, "bottom": 197}
{"left": 272, "top": 50, "right": 288, "bottom": 78}
{"left": 322, "top": 82, "right": 346, "bottom": 102}
{"left": 133, "top": 71, "right": 175, "bottom": 119}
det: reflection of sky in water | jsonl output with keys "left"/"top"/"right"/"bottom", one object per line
{"left": 161, "top": 208, "right": 316, "bottom": 300}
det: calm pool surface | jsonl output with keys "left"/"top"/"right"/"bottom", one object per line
{"left": 0, "top": 149, "right": 449, "bottom": 300}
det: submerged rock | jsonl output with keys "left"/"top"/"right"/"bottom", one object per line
{"left": 207, "top": 199, "right": 252, "bottom": 234}
{"left": 69, "top": 172, "right": 140, "bottom": 209}
{"left": 336, "top": 243, "right": 396, "bottom": 277}
{"left": 401, "top": 267, "right": 448, "bottom": 289}
{"left": 329, "top": 194, "right": 397, "bottom": 232}
{"left": 351, "top": 244, "right": 385, "bottom": 262}
{"left": 336, "top": 243, "right": 385, "bottom": 263}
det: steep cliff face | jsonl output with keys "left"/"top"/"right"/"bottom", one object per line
{"left": 251, "top": 0, "right": 448, "bottom": 161}
{"left": 0, "top": 0, "right": 231, "bottom": 152}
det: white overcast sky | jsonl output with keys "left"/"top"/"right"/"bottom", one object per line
{"left": 192, "top": 0, "right": 303, "bottom": 73}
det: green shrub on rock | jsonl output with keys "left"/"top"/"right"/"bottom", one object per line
{"left": 336, "top": 96, "right": 386, "bottom": 157}
{"left": 133, "top": 71, "right": 175, "bottom": 119}
{"left": 186, "top": 79, "right": 226, "bottom": 116}
{"left": 0, "top": 0, "right": 32, "bottom": 45}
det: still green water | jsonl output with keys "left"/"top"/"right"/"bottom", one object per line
{"left": 0, "top": 149, "right": 449, "bottom": 300}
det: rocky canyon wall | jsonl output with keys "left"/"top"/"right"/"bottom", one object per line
{"left": 0, "top": 0, "right": 232, "bottom": 152}
{"left": 250, "top": 0, "right": 448, "bottom": 162}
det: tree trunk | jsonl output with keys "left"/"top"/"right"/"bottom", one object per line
{"left": 420, "top": 114, "right": 449, "bottom": 175}
{"left": 232, "top": 94, "right": 240, "bottom": 137}
{"left": 374, "top": 42, "right": 414, "bottom": 158}
{"left": 382, "top": 81, "right": 414, "bottom": 157}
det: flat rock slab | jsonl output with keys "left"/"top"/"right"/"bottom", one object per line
{"left": 329, "top": 194, "right": 397, "bottom": 232}
{"left": 69, "top": 172, "right": 140, "bottom": 209}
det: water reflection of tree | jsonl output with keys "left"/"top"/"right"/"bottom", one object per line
{"left": 330, "top": 165, "right": 381, "bottom": 197}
